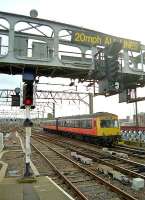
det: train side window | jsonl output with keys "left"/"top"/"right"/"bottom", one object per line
{"left": 69, "top": 120, "right": 71, "bottom": 127}
{"left": 86, "top": 120, "right": 92, "bottom": 129}
{"left": 65, "top": 120, "right": 68, "bottom": 127}
{"left": 64, "top": 121, "right": 66, "bottom": 127}
{"left": 81, "top": 120, "right": 92, "bottom": 129}
{"left": 67, "top": 120, "right": 69, "bottom": 127}
{"left": 81, "top": 120, "right": 84, "bottom": 128}
{"left": 72, "top": 120, "right": 75, "bottom": 128}
{"left": 82, "top": 120, "right": 86, "bottom": 128}
{"left": 74, "top": 120, "right": 76, "bottom": 128}
{"left": 81, "top": 120, "right": 87, "bottom": 128}
{"left": 69, "top": 120, "right": 73, "bottom": 127}
{"left": 74, "top": 120, "right": 80, "bottom": 128}
{"left": 66, "top": 120, "right": 69, "bottom": 127}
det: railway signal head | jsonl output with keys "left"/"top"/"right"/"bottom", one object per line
{"left": 105, "top": 42, "right": 122, "bottom": 80}
{"left": 105, "top": 41, "right": 122, "bottom": 57}
{"left": 107, "top": 56, "right": 120, "bottom": 80}
{"left": 23, "top": 82, "right": 33, "bottom": 106}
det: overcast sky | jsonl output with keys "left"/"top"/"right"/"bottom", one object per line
{"left": 0, "top": 0, "right": 145, "bottom": 119}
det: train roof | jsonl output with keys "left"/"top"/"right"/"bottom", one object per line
{"left": 57, "top": 112, "right": 118, "bottom": 120}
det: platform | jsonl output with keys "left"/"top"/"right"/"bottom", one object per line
{"left": 0, "top": 176, "right": 74, "bottom": 200}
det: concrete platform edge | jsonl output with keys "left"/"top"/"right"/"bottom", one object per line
{"left": 0, "top": 161, "right": 8, "bottom": 182}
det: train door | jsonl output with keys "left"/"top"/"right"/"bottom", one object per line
{"left": 95, "top": 117, "right": 101, "bottom": 136}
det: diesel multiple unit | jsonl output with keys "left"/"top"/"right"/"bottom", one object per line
{"left": 41, "top": 112, "right": 120, "bottom": 145}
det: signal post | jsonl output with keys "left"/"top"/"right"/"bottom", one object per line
{"left": 23, "top": 106, "right": 33, "bottom": 177}
{"left": 22, "top": 71, "right": 35, "bottom": 178}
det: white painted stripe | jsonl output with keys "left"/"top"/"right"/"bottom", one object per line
{"left": 0, "top": 150, "right": 8, "bottom": 159}
{"left": 0, "top": 150, "right": 8, "bottom": 181}
{"left": 0, "top": 161, "right": 8, "bottom": 182}
{"left": 46, "top": 176, "right": 75, "bottom": 200}
{"left": 16, "top": 132, "right": 25, "bottom": 153}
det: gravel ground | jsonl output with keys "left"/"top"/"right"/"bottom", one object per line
{"left": 2, "top": 150, "right": 24, "bottom": 177}
{"left": 31, "top": 147, "right": 56, "bottom": 177}
{"left": 4, "top": 131, "right": 21, "bottom": 150}
{"left": 1, "top": 130, "right": 26, "bottom": 177}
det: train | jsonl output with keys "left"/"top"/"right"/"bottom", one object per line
{"left": 41, "top": 112, "right": 121, "bottom": 145}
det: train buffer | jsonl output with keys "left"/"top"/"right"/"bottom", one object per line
{"left": 0, "top": 176, "right": 75, "bottom": 200}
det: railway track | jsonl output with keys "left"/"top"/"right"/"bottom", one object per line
{"left": 31, "top": 137, "right": 125, "bottom": 200}
{"left": 31, "top": 133, "right": 144, "bottom": 200}
{"left": 114, "top": 144, "right": 145, "bottom": 157}
{"left": 32, "top": 133, "right": 145, "bottom": 178}
{"left": 35, "top": 130, "right": 145, "bottom": 159}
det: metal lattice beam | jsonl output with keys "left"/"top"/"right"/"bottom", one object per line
{"left": 0, "top": 89, "right": 92, "bottom": 107}
{"left": 0, "top": 88, "right": 93, "bottom": 117}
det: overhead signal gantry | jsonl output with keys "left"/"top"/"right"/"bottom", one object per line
{"left": 0, "top": 9, "right": 145, "bottom": 177}
{"left": 0, "top": 10, "right": 145, "bottom": 100}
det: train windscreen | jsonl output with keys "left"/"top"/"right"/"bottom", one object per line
{"left": 100, "top": 120, "right": 119, "bottom": 128}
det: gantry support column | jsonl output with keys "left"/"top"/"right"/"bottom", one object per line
{"left": 89, "top": 93, "right": 93, "bottom": 114}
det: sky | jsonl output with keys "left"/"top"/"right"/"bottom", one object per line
{"left": 0, "top": 0, "right": 145, "bottom": 119}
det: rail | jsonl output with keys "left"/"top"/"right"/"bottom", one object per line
{"left": 31, "top": 134, "right": 138, "bottom": 200}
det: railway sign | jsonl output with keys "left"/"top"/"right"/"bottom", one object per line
{"left": 72, "top": 31, "right": 141, "bottom": 52}
{"left": 11, "top": 95, "right": 20, "bottom": 106}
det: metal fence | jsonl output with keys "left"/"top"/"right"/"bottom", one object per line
{"left": 121, "top": 126, "right": 145, "bottom": 143}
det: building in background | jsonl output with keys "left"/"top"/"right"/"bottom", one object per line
{"left": 119, "top": 113, "right": 145, "bottom": 127}
{"left": 119, "top": 116, "right": 134, "bottom": 126}
{"left": 133, "top": 112, "right": 145, "bottom": 127}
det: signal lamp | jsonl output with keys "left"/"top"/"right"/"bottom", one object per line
{"left": 23, "top": 98, "right": 33, "bottom": 106}
{"left": 23, "top": 83, "right": 33, "bottom": 106}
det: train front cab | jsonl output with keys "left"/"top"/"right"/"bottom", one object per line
{"left": 96, "top": 115, "right": 120, "bottom": 145}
